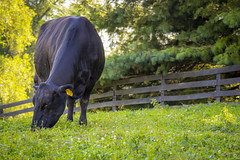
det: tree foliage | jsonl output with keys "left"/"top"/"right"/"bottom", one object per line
{"left": 0, "top": 0, "right": 36, "bottom": 55}
{"left": 100, "top": 46, "right": 214, "bottom": 84}
{"left": 0, "top": 54, "right": 34, "bottom": 113}
{"left": 70, "top": 0, "right": 240, "bottom": 83}
{"left": 25, "top": 0, "right": 65, "bottom": 36}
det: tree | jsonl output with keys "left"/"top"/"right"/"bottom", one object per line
{"left": 25, "top": 0, "right": 65, "bottom": 36}
{"left": 0, "top": 0, "right": 36, "bottom": 55}
{"left": 70, "top": 0, "right": 240, "bottom": 68}
{"left": 0, "top": 53, "right": 34, "bottom": 114}
{"left": 43, "top": 0, "right": 239, "bottom": 85}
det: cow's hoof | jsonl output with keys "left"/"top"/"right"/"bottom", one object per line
{"left": 79, "top": 119, "right": 87, "bottom": 126}
{"left": 66, "top": 117, "right": 73, "bottom": 121}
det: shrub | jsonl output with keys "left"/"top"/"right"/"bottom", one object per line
{"left": 0, "top": 54, "right": 34, "bottom": 115}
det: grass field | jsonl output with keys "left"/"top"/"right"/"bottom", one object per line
{"left": 1, "top": 102, "right": 240, "bottom": 159}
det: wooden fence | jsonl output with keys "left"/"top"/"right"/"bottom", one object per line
{"left": 1, "top": 65, "right": 240, "bottom": 117}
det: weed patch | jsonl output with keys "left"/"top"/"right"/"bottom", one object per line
{"left": 0, "top": 103, "right": 240, "bottom": 159}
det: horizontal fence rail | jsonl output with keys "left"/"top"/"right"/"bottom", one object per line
{"left": 1, "top": 65, "right": 240, "bottom": 117}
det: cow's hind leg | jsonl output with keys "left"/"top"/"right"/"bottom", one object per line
{"left": 79, "top": 80, "right": 96, "bottom": 126}
{"left": 67, "top": 98, "right": 75, "bottom": 121}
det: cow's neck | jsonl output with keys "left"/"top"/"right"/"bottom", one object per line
{"left": 46, "top": 50, "right": 76, "bottom": 86}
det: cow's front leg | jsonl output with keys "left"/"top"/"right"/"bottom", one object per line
{"left": 79, "top": 98, "right": 89, "bottom": 125}
{"left": 67, "top": 98, "right": 75, "bottom": 121}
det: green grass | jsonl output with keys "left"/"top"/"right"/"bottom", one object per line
{"left": 1, "top": 102, "right": 240, "bottom": 159}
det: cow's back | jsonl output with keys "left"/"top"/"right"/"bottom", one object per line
{"left": 34, "top": 16, "right": 104, "bottom": 83}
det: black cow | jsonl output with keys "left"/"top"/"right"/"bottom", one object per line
{"left": 31, "top": 16, "right": 105, "bottom": 129}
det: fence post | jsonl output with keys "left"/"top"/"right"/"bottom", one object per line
{"left": 112, "top": 85, "right": 117, "bottom": 112}
{"left": 216, "top": 73, "right": 221, "bottom": 102}
{"left": 161, "top": 75, "right": 166, "bottom": 105}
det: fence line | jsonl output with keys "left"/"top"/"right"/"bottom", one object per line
{"left": 1, "top": 65, "right": 240, "bottom": 117}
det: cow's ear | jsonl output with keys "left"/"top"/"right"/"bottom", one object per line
{"left": 58, "top": 84, "right": 73, "bottom": 97}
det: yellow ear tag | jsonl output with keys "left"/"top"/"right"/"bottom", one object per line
{"left": 66, "top": 89, "right": 73, "bottom": 97}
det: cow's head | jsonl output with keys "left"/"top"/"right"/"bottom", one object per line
{"left": 31, "top": 82, "right": 73, "bottom": 130}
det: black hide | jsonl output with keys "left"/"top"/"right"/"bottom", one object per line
{"left": 32, "top": 16, "right": 105, "bottom": 129}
